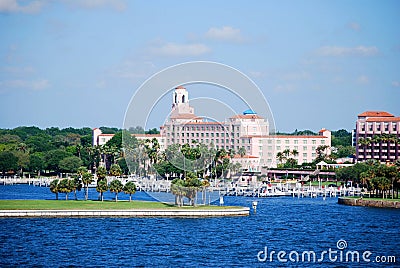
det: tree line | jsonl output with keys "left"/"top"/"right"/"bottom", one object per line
{"left": 335, "top": 160, "right": 400, "bottom": 199}
{"left": 49, "top": 165, "right": 137, "bottom": 202}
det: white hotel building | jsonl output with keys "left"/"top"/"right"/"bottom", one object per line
{"left": 93, "top": 86, "right": 331, "bottom": 170}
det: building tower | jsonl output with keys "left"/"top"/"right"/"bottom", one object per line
{"left": 170, "top": 86, "right": 195, "bottom": 117}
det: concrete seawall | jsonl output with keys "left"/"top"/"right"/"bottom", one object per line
{"left": 338, "top": 197, "right": 400, "bottom": 209}
{"left": 0, "top": 208, "right": 250, "bottom": 218}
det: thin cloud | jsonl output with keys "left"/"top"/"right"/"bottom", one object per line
{"left": 149, "top": 42, "right": 211, "bottom": 57}
{"left": 392, "top": 81, "right": 400, "bottom": 87}
{"left": 357, "top": 75, "right": 369, "bottom": 84}
{"left": 0, "top": 79, "right": 50, "bottom": 91}
{"left": 0, "top": 0, "right": 44, "bottom": 14}
{"left": 317, "top": 46, "right": 379, "bottom": 57}
{"left": 205, "top": 26, "right": 245, "bottom": 43}
{"left": 61, "top": 0, "right": 127, "bottom": 12}
{"left": 274, "top": 84, "right": 296, "bottom": 92}
{"left": 348, "top": 22, "right": 361, "bottom": 31}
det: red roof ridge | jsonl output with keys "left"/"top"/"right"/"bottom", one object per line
{"left": 358, "top": 111, "right": 394, "bottom": 117}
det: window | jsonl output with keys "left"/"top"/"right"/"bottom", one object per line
{"left": 253, "top": 127, "right": 257, "bottom": 131}
{"left": 285, "top": 140, "right": 289, "bottom": 144}
{"left": 303, "top": 146, "right": 307, "bottom": 151}
{"left": 294, "top": 146, "right": 298, "bottom": 150}
{"left": 303, "top": 153, "right": 307, "bottom": 158}
{"left": 312, "top": 140, "right": 316, "bottom": 144}
{"left": 216, "top": 139, "right": 219, "bottom": 143}
{"left": 211, "top": 133, "right": 214, "bottom": 137}
{"left": 191, "top": 133, "right": 194, "bottom": 137}
{"left": 181, "top": 139, "right": 184, "bottom": 143}
{"left": 206, "top": 133, "right": 209, "bottom": 137}
{"left": 303, "top": 140, "right": 307, "bottom": 144}
{"left": 294, "top": 140, "right": 298, "bottom": 144}
{"left": 216, "top": 133, "right": 219, "bottom": 137}
{"left": 393, "top": 123, "right": 397, "bottom": 131}
{"left": 201, "top": 133, "right": 204, "bottom": 137}
{"left": 196, "top": 133, "right": 199, "bottom": 137}
{"left": 277, "top": 146, "right": 281, "bottom": 150}
{"left": 268, "top": 146, "right": 272, "bottom": 150}
{"left": 312, "top": 146, "right": 316, "bottom": 150}
{"left": 321, "top": 140, "right": 325, "bottom": 144}
{"left": 277, "top": 140, "right": 281, "bottom": 144}
{"left": 221, "top": 133, "right": 224, "bottom": 137}
{"left": 285, "top": 146, "right": 289, "bottom": 150}
{"left": 377, "top": 124, "right": 381, "bottom": 131}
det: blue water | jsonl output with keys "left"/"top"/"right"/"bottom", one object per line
{"left": 0, "top": 185, "right": 399, "bottom": 267}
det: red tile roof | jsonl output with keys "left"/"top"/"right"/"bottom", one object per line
{"left": 176, "top": 86, "right": 186, "bottom": 89}
{"left": 366, "top": 117, "right": 400, "bottom": 122}
{"left": 358, "top": 111, "right": 394, "bottom": 117}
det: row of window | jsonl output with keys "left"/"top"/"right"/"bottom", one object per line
{"left": 168, "top": 132, "right": 241, "bottom": 138}
{"left": 166, "top": 125, "right": 241, "bottom": 131}
{"left": 359, "top": 122, "right": 398, "bottom": 132}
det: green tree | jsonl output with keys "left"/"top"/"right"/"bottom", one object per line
{"left": 44, "top": 149, "right": 72, "bottom": 172}
{"left": 109, "top": 164, "right": 122, "bottom": 177}
{"left": 123, "top": 181, "right": 137, "bottom": 202}
{"left": 59, "top": 156, "right": 83, "bottom": 173}
{"left": 71, "top": 175, "right": 82, "bottom": 200}
{"left": 96, "top": 179, "right": 108, "bottom": 202}
{"left": 81, "top": 171, "right": 94, "bottom": 201}
{"left": 96, "top": 166, "right": 107, "bottom": 181}
{"left": 238, "top": 147, "right": 246, "bottom": 157}
{"left": 109, "top": 180, "right": 123, "bottom": 202}
{"left": 0, "top": 151, "right": 18, "bottom": 175}
{"left": 58, "top": 179, "right": 73, "bottom": 200}
{"left": 29, "top": 153, "right": 45, "bottom": 176}
{"left": 49, "top": 179, "right": 59, "bottom": 200}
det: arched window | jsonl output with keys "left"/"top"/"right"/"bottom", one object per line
{"left": 175, "top": 93, "right": 177, "bottom": 104}
{"left": 182, "top": 95, "right": 185, "bottom": 103}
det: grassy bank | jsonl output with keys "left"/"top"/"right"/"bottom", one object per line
{"left": 0, "top": 200, "right": 241, "bottom": 210}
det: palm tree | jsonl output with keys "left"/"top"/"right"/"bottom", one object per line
{"left": 109, "top": 164, "right": 122, "bottom": 177}
{"left": 109, "top": 180, "right": 123, "bottom": 202}
{"left": 96, "top": 179, "right": 108, "bottom": 202}
{"left": 201, "top": 179, "right": 210, "bottom": 205}
{"left": 81, "top": 171, "right": 94, "bottom": 200}
{"left": 238, "top": 147, "right": 246, "bottom": 157}
{"left": 71, "top": 175, "right": 82, "bottom": 200}
{"left": 58, "top": 179, "right": 73, "bottom": 200}
{"left": 276, "top": 152, "right": 285, "bottom": 164}
{"left": 50, "top": 179, "right": 59, "bottom": 200}
{"left": 96, "top": 166, "right": 107, "bottom": 182}
{"left": 123, "top": 181, "right": 137, "bottom": 202}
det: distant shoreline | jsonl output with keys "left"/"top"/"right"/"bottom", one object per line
{"left": 338, "top": 197, "right": 400, "bottom": 209}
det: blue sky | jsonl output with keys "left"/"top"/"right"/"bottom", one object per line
{"left": 0, "top": 0, "right": 399, "bottom": 132}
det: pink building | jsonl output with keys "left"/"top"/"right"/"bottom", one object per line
{"left": 93, "top": 86, "right": 331, "bottom": 169}
{"left": 355, "top": 111, "right": 400, "bottom": 162}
